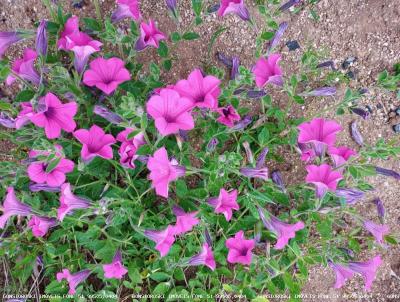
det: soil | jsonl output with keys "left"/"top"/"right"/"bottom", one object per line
{"left": 0, "top": 0, "right": 399, "bottom": 301}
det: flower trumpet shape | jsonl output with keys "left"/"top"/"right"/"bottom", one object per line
{"left": 57, "top": 183, "right": 90, "bottom": 221}
{"left": 28, "top": 216, "right": 57, "bottom": 237}
{"left": 188, "top": 243, "right": 216, "bottom": 270}
{"left": 144, "top": 225, "right": 176, "bottom": 257}
{"left": 103, "top": 250, "right": 128, "bottom": 279}
{"left": 135, "top": 19, "right": 166, "bottom": 51}
{"left": 225, "top": 230, "right": 255, "bottom": 265}
{"left": 363, "top": 220, "right": 389, "bottom": 247}
{"left": 217, "top": 0, "right": 250, "bottom": 21}
{"left": 172, "top": 205, "right": 199, "bottom": 235}
{"left": 57, "top": 269, "right": 91, "bottom": 295}
{"left": 208, "top": 189, "right": 239, "bottom": 221}
{"left": 305, "top": 164, "right": 343, "bottom": 198}
{"left": 6, "top": 48, "right": 40, "bottom": 86}
{"left": 0, "top": 187, "right": 32, "bottom": 229}
{"left": 252, "top": 54, "right": 283, "bottom": 88}
{"left": 111, "top": 0, "right": 141, "bottom": 23}
{"left": 0, "top": 31, "right": 23, "bottom": 58}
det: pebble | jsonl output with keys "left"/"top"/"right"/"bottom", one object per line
{"left": 286, "top": 40, "right": 300, "bottom": 51}
{"left": 346, "top": 70, "right": 356, "bottom": 79}
{"left": 342, "top": 56, "right": 357, "bottom": 69}
{"left": 393, "top": 124, "right": 400, "bottom": 133}
{"left": 396, "top": 108, "right": 400, "bottom": 115}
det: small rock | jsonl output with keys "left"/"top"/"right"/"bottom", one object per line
{"left": 286, "top": 40, "right": 300, "bottom": 51}
{"left": 393, "top": 124, "right": 400, "bottom": 133}
{"left": 342, "top": 56, "right": 357, "bottom": 69}
{"left": 396, "top": 107, "right": 400, "bottom": 115}
{"left": 346, "top": 70, "right": 356, "bottom": 79}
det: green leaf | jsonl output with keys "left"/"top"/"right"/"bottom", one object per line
{"left": 293, "top": 95, "right": 305, "bottom": 104}
{"left": 170, "top": 32, "right": 181, "bottom": 42}
{"left": 0, "top": 101, "right": 12, "bottom": 111}
{"left": 157, "top": 41, "right": 169, "bottom": 58}
{"left": 261, "top": 31, "right": 274, "bottom": 40}
{"left": 83, "top": 17, "right": 102, "bottom": 32}
{"left": 128, "top": 263, "right": 142, "bottom": 284}
{"left": 45, "top": 157, "right": 62, "bottom": 173}
{"left": 153, "top": 282, "right": 170, "bottom": 295}
{"left": 150, "top": 272, "right": 170, "bottom": 282}
{"left": 183, "top": 32, "right": 200, "bottom": 40}
{"left": 175, "top": 179, "right": 188, "bottom": 197}
{"left": 192, "top": 0, "right": 203, "bottom": 16}
{"left": 15, "top": 90, "right": 35, "bottom": 102}
{"left": 163, "top": 59, "right": 172, "bottom": 71}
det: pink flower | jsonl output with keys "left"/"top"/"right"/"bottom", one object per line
{"left": 348, "top": 255, "right": 382, "bottom": 291}
{"left": 328, "top": 146, "right": 357, "bottom": 168}
{"left": 30, "top": 92, "right": 78, "bottom": 139}
{"left": 74, "top": 125, "right": 116, "bottom": 163}
{"left": 174, "top": 69, "right": 221, "bottom": 109}
{"left": 27, "top": 156, "right": 74, "bottom": 187}
{"left": 103, "top": 250, "right": 128, "bottom": 279}
{"left": 225, "top": 230, "right": 255, "bottom": 265}
{"left": 0, "top": 31, "right": 23, "bottom": 58}
{"left": 28, "top": 216, "right": 57, "bottom": 237}
{"left": 58, "top": 183, "right": 90, "bottom": 221}
{"left": 6, "top": 48, "right": 40, "bottom": 85}
{"left": 328, "top": 261, "right": 355, "bottom": 289}
{"left": 146, "top": 88, "right": 194, "bottom": 136}
{"left": 112, "top": 0, "right": 141, "bottom": 22}
{"left": 172, "top": 205, "right": 199, "bottom": 235}
{"left": 144, "top": 225, "right": 176, "bottom": 257}
{"left": 252, "top": 54, "right": 283, "bottom": 88}
{"left": 83, "top": 57, "right": 131, "bottom": 95}
{"left": 218, "top": 0, "right": 250, "bottom": 21}
{"left": 116, "top": 128, "right": 145, "bottom": 169}
{"left": 216, "top": 105, "right": 241, "bottom": 127}
{"left": 135, "top": 19, "right": 166, "bottom": 51}
{"left": 147, "top": 147, "right": 185, "bottom": 198}
{"left": 57, "top": 269, "right": 91, "bottom": 295}
{"left": 258, "top": 207, "right": 305, "bottom": 249}
{"left": 58, "top": 16, "right": 102, "bottom": 73}
{"left": 188, "top": 243, "right": 216, "bottom": 271}
{"left": 0, "top": 187, "right": 32, "bottom": 229}
{"left": 305, "top": 164, "right": 343, "bottom": 198}
{"left": 363, "top": 220, "right": 389, "bottom": 247}
{"left": 208, "top": 189, "right": 239, "bottom": 221}
{"left": 15, "top": 102, "right": 34, "bottom": 129}
{"left": 298, "top": 118, "right": 342, "bottom": 156}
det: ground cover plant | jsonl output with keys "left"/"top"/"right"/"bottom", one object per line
{"left": 0, "top": 0, "right": 399, "bottom": 301}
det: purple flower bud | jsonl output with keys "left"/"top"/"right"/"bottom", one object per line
{"left": 94, "top": 105, "right": 123, "bottom": 125}
{"left": 242, "top": 141, "right": 254, "bottom": 164}
{"left": 204, "top": 229, "right": 213, "bottom": 246}
{"left": 178, "top": 130, "right": 189, "bottom": 141}
{"left": 256, "top": 147, "right": 269, "bottom": 169}
{"left": 231, "top": 115, "right": 252, "bottom": 131}
{"left": 240, "top": 167, "right": 269, "bottom": 180}
{"left": 350, "top": 121, "right": 364, "bottom": 146}
{"left": 335, "top": 188, "right": 364, "bottom": 204}
{"left": 0, "top": 31, "right": 24, "bottom": 58}
{"left": 216, "top": 52, "right": 233, "bottom": 67}
{"left": 0, "top": 113, "right": 16, "bottom": 128}
{"left": 375, "top": 166, "right": 400, "bottom": 180}
{"left": 338, "top": 247, "right": 355, "bottom": 258}
{"left": 317, "top": 60, "right": 336, "bottom": 70}
{"left": 302, "top": 87, "right": 337, "bottom": 97}
{"left": 247, "top": 90, "right": 267, "bottom": 99}
{"left": 351, "top": 108, "right": 370, "bottom": 120}
{"left": 29, "top": 183, "right": 61, "bottom": 192}
{"left": 36, "top": 20, "right": 48, "bottom": 57}
{"left": 269, "top": 22, "right": 288, "bottom": 52}
{"left": 207, "top": 138, "right": 218, "bottom": 152}
{"left": 271, "top": 170, "right": 286, "bottom": 192}
{"left": 166, "top": 0, "right": 177, "bottom": 12}
{"left": 279, "top": 0, "right": 302, "bottom": 11}
{"left": 372, "top": 198, "right": 385, "bottom": 219}
{"left": 230, "top": 57, "right": 240, "bottom": 80}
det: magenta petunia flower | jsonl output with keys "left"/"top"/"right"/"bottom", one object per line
{"left": 252, "top": 54, "right": 283, "bottom": 88}
{"left": 146, "top": 88, "right": 194, "bottom": 136}
{"left": 116, "top": 128, "right": 145, "bottom": 169}
{"left": 363, "top": 220, "right": 389, "bottom": 247}
{"left": 328, "top": 261, "right": 355, "bottom": 289}
{"left": 188, "top": 243, "right": 216, "bottom": 271}
{"left": 15, "top": 102, "right": 34, "bottom": 129}
{"left": 147, "top": 147, "right": 185, "bottom": 198}
{"left": 27, "top": 156, "right": 74, "bottom": 187}
{"left": 208, "top": 189, "right": 239, "bottom": 221}
{"left": 144, "top": 225, "right": 176, "bottom": 257}
{"left": 112, "top": 0, "right": 141, "bottom": 23}
{"left": 225, "top": 230, "right": 255, "bottom": 265}
{"left": 135, "top": 19, "right": 166, "bottom": 51}
{"left": 174, "top": 69, "right": 221, "bottom": 109}
{"left": 103, "top": 250, "right": 128, "bottom": 279}
{"left": 6, "top": 48, "right": 40, "bottom": 86}
{"left": 30, "top": 92, "right": 78, "bottom": 139}
{"left": 305, "top": 164, "right": 343, "bottom": 198}
{"left": 0, "top": 187, "right": 32, "bottom": 229}
{"left": 217, "top": 0, "right": 250, "bottom": 21}
{"left": 348, "top": 255, "right": 382, "bottom": 291}
{"left": 83, "top": 57, "right": 130, "bottom": 95}
{"left": 57, "top": 183, "right": 90, "bottom": 221}
{"left": 298, "top": 118, "right": 342, "bottom": 156}
{"left": 58, "top": 16, "right": 102, "bottom": 73}
{"left": 28, "top": 215, "right": 57, "bottom": 237}
{"left": 172, "top": 205, "right": 199, "bottom": 235}
{"left": 328, "top": 146, "right": 357, "bottom": 168}
{"left": 0, "top": 31, "right": 23, "bottom": 58}
{"left": 216, "top": 105, "right": 241, "bottom": 127}
{"left": 74, "top": 124, "right": 116, "bottom": 163}
{"left": 258, "top": 207, "right": 305, "bottom": 249}
{"left": 57, "top": 268, "right": 91, "bottom": 295}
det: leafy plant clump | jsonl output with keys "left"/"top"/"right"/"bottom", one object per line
{"left": 0, "top": 0, "right": 399, "bottom": 300}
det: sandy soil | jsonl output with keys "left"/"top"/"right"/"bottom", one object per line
{"left": 0, "top": 0, "right": 399, "bottom": 301}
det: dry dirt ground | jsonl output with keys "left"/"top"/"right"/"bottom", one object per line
{"left": 0, "top": 0, "right": 399, "bottom": 301}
